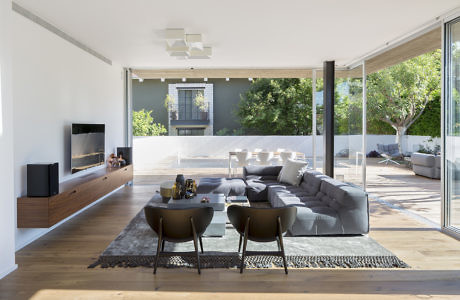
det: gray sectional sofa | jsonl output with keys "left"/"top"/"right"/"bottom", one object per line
{"left": 244, "top": 166, "right": 369, "bottom": 236}
{"left": 411, "top": 152, "right": 440, "bottom": 179}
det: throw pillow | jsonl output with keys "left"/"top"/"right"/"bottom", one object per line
{"left": 278, "top": 159, "right": 308, "bottom": 186}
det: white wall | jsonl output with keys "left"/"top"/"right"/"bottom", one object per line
{"left": 0, "top": 0, "right": 17, "bottom": 279}
{"left": 133, "top": 134, "right": 439, "bottom": 171}
{"left": 12, "top": 12, "right": 125, "bottom": 249}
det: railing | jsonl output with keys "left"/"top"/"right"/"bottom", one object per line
{"left": 169, "top": 104, "right": 209, "bottom": 121}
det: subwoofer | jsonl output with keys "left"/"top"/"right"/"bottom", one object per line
{"left": 27, "top": 163, "right": 59, "bottom": 197}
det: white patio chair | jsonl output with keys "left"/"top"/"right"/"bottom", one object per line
{"left": 233, "top": 151, "right": 251, "bottom": 176}
{"left": 280, "top": 151, "right": 295, "bottom": 164}
{"left": 257, "top": 151, "right": 274, "bottom": 165}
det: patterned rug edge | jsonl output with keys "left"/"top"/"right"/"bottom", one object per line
{"left": 88, "top": 254, "right": 409, "bottom": 269}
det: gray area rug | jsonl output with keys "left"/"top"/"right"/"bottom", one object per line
{"left": 89, "top": 195, "right": 409, "bottom": 269}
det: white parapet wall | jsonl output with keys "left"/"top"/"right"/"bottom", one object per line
{"left": 133, "top": 135, "right": 439, "bottom": 171}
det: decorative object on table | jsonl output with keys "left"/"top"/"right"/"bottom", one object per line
{"left": 226, "top": 196, "right": 248, "bottom": 203}
{"left": 172, "top": 182, "right": 182, "bottom": 200}
{"left": 175, "top": 174, "right": 186, "bottom": 198}
{"left": 184, "top": 179, "right": 197, "bottom": 198}
{"left": 160, "top": 181, "right": 175, "bottom": 202}
{"left": 106, "top": 153, "right": 120, "bottom": 168}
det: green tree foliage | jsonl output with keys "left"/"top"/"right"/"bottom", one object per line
{"left": 237, "top": 78, "right": 312, "bottom": 135}
{"left": 132, "top": 109, "right": 167, "bottom": 136}
{"left": 407, "top": 91, "right": 441, "bottom": 137}
{"left": 367, "top": 50, "right": 441, "bottom": 153}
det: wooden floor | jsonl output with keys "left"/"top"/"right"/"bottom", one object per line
{"left": 1, "top": 174, "right": 460, "bottom": 300}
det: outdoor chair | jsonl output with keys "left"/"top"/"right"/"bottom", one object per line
{"left": 257, "top": 151, "right": 274, "bottom": 165}
{"left": 227, "top": 205, "right": 297, "bottom": 274}
{"left": 144, "top": 206, "right": 214, "bottom": 274}
{"left": 376, "top": 143, "right": 402, "bottom": 165}
{"left": 280, "top": 151, "right": 295, "bottom": 164}
{"left": 233, "top": 151, "right": 252, "bottom": 175}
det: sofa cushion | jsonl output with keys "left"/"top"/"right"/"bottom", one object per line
{"left": 197, "top": 177, "right": 246, "bottom": 196}
{"left": 300, "top": 170, "right": 327, "bottom": 196}
{"left": 244, "top": 165, "right": 282, "bottom": 178}
{"left": 289, "top": 205, "right": 344, "bottom": 236}
{"left": 412, "top": 152, "right": 435, "bottom": 167}
{"left": 246, "top": 179, "right": 281, "bottom": 202}
{"left": 278, "top": 159, "right": 308, "bottom": 186}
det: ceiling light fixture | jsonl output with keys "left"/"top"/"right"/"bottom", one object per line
{"left": 226, "top": 78, "right": 230, "bottom": 81}
{"left": 182, "top": 78, "right": 186, "bottom": 82}
{"left": 204, "top": 78, "right": 208, "bottom": 82}
{"left": 138, "top": 78, "right": 144, "bottom": 83}
{"left": 248, "top": 78, "right": 253, "bottom": 82}
{"left": 165, "top": 28, "right": 212, "bottom": 59}
{"left": 160, "top": 78, "right": 165, "bottom": 82}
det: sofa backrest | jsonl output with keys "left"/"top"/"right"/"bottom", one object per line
{"left": 299, "top": 169, "right": 328, "bottom": 196}
{"left": 411, "top": 152, "right": 435, "bottom": 167}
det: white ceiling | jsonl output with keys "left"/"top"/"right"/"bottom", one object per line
{"left": 14, "top": 0, "right": 460, "bottom": 69}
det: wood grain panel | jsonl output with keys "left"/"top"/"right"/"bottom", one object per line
{"left": 17, "top": 165, "right": 133, "bottom": 228}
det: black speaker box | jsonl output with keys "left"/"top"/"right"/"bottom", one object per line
{"left": 117, "top": 147, "right": 132, "bottom": 165}
{"left": 27, "top": 163, "right": 59, "bottom": 197}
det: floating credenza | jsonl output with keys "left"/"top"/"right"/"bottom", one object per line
{"left": 17, "top": 165, "right": 133, "bottom": 228}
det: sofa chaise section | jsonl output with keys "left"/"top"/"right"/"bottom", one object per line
{"left": 243, "top": 166, "right": 369, "bottom": 236}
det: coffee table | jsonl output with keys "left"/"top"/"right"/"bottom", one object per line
{"left": 168, "top": 194, "right": 226, "bottom": 237}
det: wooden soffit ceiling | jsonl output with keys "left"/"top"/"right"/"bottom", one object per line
{"left": 132, "top": 27, "right": 441, "bottom": 80}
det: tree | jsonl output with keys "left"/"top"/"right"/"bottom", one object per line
{"left": 237, "top": 78, "right": 312, "bottom": 135}
{"left": 367, "top": 50, "right": 441, "bottom": 154}
{"left": 132, "top": 109, "right": 167, "bottom": 136}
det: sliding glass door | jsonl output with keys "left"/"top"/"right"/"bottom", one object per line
{"left": 444, "top": 17, "right": 460, "bottom": 235}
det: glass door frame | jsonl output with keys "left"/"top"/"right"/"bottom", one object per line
{"left": 442, "top": 14, "right": 460, "bottom": 239}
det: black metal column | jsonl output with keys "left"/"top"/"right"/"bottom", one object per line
{"left": 323, "top": 61, "right": 335, "bottom": 177}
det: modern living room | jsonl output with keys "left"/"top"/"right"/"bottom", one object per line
{"left": 1, "top": 1, "right": 460, "bottom": 300}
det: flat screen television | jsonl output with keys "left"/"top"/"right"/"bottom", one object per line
{"left": 71, "top": 123, "right": 105, "bottom": 174}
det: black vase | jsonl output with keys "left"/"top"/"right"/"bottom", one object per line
{"left": 176, "top": 174, "right": 186, "bottom": 198}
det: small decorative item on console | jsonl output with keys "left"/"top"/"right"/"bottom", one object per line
{"left": 106, "top": 153, "right": 120, "bottom": 168}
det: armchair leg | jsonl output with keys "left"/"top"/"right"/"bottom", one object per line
{"left": 240, "top": 217, "right": 250, "bottom": 274}
{"left": 199, "top": 236, "right": 204, "bottom": 254}
{"left": 238, "top": 234, "right": 243, "bottom": 253}
{"left": 277, "top": 217, "right": 288, "bottom": 275}
{"left": 154, "top": 218, "right": 163, "bottom": 274}
{"left": 190, "top": 217, "right": 201, "bottom": 274}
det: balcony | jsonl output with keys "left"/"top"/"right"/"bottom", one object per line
{"left": 169, "top": 105, "right": 210, "bottom": 126}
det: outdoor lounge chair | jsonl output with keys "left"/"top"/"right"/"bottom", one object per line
{"left": 377, "top": 143, "right": 402, "bottom": 165}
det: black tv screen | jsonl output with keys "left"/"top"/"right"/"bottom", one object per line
{"left": 71, "top": 123, "right": 105, "bottom": 174}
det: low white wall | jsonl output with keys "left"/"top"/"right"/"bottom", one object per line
{"left": 133, "top": 134, "right": 438, "bottom": 171}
